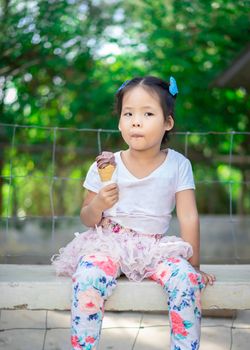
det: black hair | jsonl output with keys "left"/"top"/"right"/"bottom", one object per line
{"left": 113, "top": 75, "right": 177, "bottom": 145}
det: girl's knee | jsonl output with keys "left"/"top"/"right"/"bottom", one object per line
{"left": 155, "top": 257, "right": 204, "bottom": 290}
{"left": 73, "top": 254, "right": 120, "bottom": 282}
{"left": 172, "top": 259, "right": 205, "bottom": 291}
{"left": 72, "top": 255, "right": 119, "bottom": 301}
{"left": 149, "top": 257, "right": 185, "bottom": 285}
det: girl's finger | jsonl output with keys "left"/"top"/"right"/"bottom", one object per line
{"left": 207, "top": 274, "right": 215, "bottom": 285}
{"left": 204, "top": 273, "right": 213, "bottom": 285}
{"left": 208, "top": 273, "right": 216, "bottom": 280}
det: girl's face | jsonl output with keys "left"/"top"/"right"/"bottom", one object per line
{"left": 118, "top": 86, "right": 174, "bottom": 152}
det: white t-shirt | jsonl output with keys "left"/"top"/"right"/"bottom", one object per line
{"left": 83, "top": 148, "right": 195, "bottom": 235}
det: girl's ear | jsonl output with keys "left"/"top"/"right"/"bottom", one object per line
{"left": 164, "top": 115, "right": 174, "bottom": 131}
{"left": 118, "top": 121, "right": 121, "bottom": 131}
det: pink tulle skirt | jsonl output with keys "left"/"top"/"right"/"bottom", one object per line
{"left": 51, "top": 217, "right": 193, "bottom": 282}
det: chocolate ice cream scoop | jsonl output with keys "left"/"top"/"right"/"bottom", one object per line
{"left": 96, "top": 151, "right": 116, "bottom": 169}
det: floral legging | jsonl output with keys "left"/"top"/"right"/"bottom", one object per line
{"left": 71, "top": 254, "right": 206, "bottom": 350}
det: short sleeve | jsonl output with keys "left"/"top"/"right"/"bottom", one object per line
{"left": 83, "top": 161, "right": 102, "bottom": 193}
{"left": 176, "top": 158, "right": 195, "bottom": 193}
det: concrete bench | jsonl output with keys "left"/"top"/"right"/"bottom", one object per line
{"left": 0, "top": 264, "right": 250, "bottom": 311}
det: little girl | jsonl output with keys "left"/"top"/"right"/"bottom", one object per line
{"left": 52, "top": 75, "right": 216, "bottom": 350}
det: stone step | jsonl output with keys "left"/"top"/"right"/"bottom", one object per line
{"left": 0, "top": 264, "right": 249, "bottom": 310}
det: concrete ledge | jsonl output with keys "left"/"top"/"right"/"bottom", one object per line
{"left": 0, "top": 264, "right": 250, "bottom": 311}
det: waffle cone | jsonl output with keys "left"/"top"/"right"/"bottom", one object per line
{"left": 98, "top": 164, "right": 116, "bottom": 182}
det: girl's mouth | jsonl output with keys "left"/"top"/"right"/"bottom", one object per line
{"left": 131, "top": 134, "right": 143, "bottom": 138}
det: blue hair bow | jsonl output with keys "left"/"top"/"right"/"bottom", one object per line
{"left": 169, "top": 76, "right": 178, "bottom": 96}
{"left": 117, "top": 80, "right": 130, "bottom": 92}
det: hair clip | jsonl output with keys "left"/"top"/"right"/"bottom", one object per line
{"left": 169, "top": 76, "right": 178, "bottom": 96}
{"left": 117, "top": 80, "right": 130, "bottom": 92}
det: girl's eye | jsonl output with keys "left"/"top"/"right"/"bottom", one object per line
{"left": 145, "top": 112, "right": 154, "bottom": 117}
{"left": 123, "top": 112, "right": 132, "bottom": 117}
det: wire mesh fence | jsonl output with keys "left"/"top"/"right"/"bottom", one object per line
{"left": 0, "top": 123, "right": 249, "bottom": 264}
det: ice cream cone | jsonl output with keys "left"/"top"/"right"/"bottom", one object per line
{"left": 98, "top": 164, "right": 116, "bottom": 182}
{"left": 96, "top": 151, "right": 117, "bottom": 216}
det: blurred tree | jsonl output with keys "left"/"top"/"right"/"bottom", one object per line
{"left": 0, "top": 0, "right": 123, "bottom": 215}
{"left": 0, "top": 0, "right": 249, "bottom": 217}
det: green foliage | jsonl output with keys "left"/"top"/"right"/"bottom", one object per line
{"left": 0, "top": 0, "right": 249, "bottom": 217}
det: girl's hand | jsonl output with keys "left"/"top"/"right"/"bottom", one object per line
{"left": 94, "top": 183, "right": 119, "bottom": 211}
{"left": 195, "top": 268, "right": 216, "bottom": 286}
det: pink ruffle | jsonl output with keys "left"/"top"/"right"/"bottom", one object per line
{"left": 51, "top": 219, "right": 193, "bottom": 282}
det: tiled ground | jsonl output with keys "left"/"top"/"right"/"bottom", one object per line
{"left": 0, "top": 310, "right": 249, "bottom": 350}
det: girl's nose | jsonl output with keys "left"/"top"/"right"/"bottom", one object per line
{"left": 132, "top": 122, "right": 141, "bottom": 127}
{"left": 132, "top": 116, "right": 142, "bottom": 127}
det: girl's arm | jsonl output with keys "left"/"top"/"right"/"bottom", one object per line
{"left": 80, "top": 183, "right": 119, "bottom": 227}
{"left": 175, "top": 189, "right": 200, "bottom": 268}
{"left": 176, "top": 189, "right": 216, "bottom": 285}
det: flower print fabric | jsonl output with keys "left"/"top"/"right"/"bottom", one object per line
{"left": 71, "top": 254, "right": 206, "bottom": 350}
{"left": 71, "top": 254, "right": 120, "bottom": 350}
{"left": 149, "top": 257, "right": 206, "bottom": 349}
{"left": 78, "top": 289, "right": 104, "bottom": 314}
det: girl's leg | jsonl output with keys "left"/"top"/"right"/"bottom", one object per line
{"left": 149, "top": 257, "right": 206, "bottom": 350}
{"left": 71, "top": 254, "right": 120, "bottom": 350}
